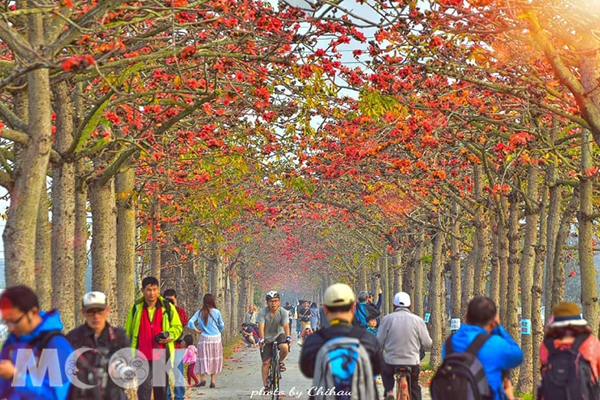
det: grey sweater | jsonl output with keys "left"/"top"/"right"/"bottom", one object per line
{"left": 377, "top": 308, "right": 432, "bottom": 365}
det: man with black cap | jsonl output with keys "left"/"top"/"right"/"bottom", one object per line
{"left": 67, "top": 291, "right": 131, "bottom": 400}
{"left": 299, "top": 283, "right": 383, "bottom": 398}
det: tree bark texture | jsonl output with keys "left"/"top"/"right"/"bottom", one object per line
{"left": 51, "top": 82, "right": 76, "bottom": 332}
{"left": 3, "top": 12, "right": 51, "bottom": 288}
{"left": 35, "top": 187, "right": 51, "bottom": 310}
{"left": 579, "top": 129, "right": 599, "bottom": 335}
{"left": 414, "top": 232, "right": 425, "bottom": 318}
{"left": 74, "top": 161, "right": 88, "bottom": 327}
{"left": 429, "top": 228, "right": 445, "bottom": 368}
{"left": 473, "top": 164, "right": 489, "bottom": 296}
{"left": 498, "top": 195, "right": 509, "bottom": 324}
{"left": 506, "top": 192, "right": 521, "bottom": 341}
{"left": 89, "top": 176, "right": 118, "bottom": 324}
{"left": 517, "top": 166, "right": 539, "bottom": 394}
{"left": 116, "top": 166, "right": 136, "bottom": 325}
{"left": 450, "top": 201, "right": 462, "bottom": 320}
{"left": 532, "top": 184, "right": 549, "bottom": 389}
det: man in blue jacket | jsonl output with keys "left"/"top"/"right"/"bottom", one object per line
{"left": 442, "top": 296, "right": 522, "bottom": 400}
{"left": 0, "top": 285, "right": 73, "bottom": 400}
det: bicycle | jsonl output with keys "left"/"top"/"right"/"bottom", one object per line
{"left": 264, "top": 340, "right": 286, "bottom": 400}
{"left": 394, "top": 365, "right": 412, "bottom": 400}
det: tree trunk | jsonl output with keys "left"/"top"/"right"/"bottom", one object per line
{"left": 450, "top": 201, "right": 462, "bottom": 321}
{"left": 579, "top": 129, "right": 599, "bottom": 335}
{"left": 89, "top": 176, "right": 118, "bottom": 324}
{"left": 35, "top": 187, "right": 51, "bottom": 310}
{"left": 414, "top": 232, "right": 425, "bottom": 318}
{"left": 3, "top": 12, "right": 51, "bottom": 288}
{"left": 149, "top": 196, "right": 162, "bottom": 280}
{"left": 517, "top": 166, "right": 539, "bottom": 394}
{"left": 489, "top": 230, "right": 500, "bottom": 308}
{"left": 429, "top": 227, "right": 445, "bottom": 367}
{"left": 473, "top": 163, "right": 489, "bottom": 296}
{"left": 462, "top": 246, "right": 476, "bottom": 317}
{"left": 543, "top": 133, "right": 561, "bottom": 322}
{"left": 498, "top": 195, "right": 509, "bottom": 324}
{"left": 51, "top": 82, "right": 76, "bottom": 332}
{"left": 506, "top": 191, "right": 521, "bottom": 341}
{"left": 116, "top": 166, "right": 136, "bottom": 325}
{"left": 533, "top": 184, "right": 549, "bottom": 389}
{"left": 74, "top": 160, "right": 88, "bottom": 326}
{"left": 551, "top": 190, "right": 580, "bottom": 309}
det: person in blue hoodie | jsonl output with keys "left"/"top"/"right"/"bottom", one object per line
{"left": 0, "top": 285, "right": 73, "bottom": 400}
{"left": 442, "top": 296, "right": 522, "bottom": 400}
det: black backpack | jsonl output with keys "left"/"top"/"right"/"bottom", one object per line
{"left": 430, "top": 333, "right": 493, "bottom": 400}
{"left": 538, "top": 334, "right": 599, "bottom": 400}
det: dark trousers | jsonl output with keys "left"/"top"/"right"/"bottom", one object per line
{"left": 382, "top": 363, "right": 421, "bottom": 400}
{"left": 138, "top": 361, "right": 168, "bottom": 400}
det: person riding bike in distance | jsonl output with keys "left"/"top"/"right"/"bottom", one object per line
{"left": 257, "top": 291, "right": 291, "bottom": 391}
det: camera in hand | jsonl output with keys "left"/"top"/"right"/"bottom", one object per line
{"left": 112, "top": 359, "right": 136, "bottom": 381}
{"left": 155, "top": 331, "right": 170, "bottom": 343}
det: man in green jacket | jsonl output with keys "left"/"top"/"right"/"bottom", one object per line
{"left": 124, "top": 277, "right": 182, "bottom": 400}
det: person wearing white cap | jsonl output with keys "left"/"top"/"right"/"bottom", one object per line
{"left": 299, "top": 283, "right": 383, "bottom": 399}
{"left": 377, "top": 292, "right": 432, "bottom": 400}
{"left": 66, "top": 291, "right": 131, "bottom": 400}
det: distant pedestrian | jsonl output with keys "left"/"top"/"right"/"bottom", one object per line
{"left": 187, "top": 293, "right": 225, "bottom": 388}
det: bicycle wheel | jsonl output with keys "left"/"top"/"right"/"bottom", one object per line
{"left": 271, "top": 346, "right": 280, "bottom": 400}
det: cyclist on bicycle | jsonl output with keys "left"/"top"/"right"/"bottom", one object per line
{"left": 377, "top": 292, "right": 432, "bottom": 400}
{"left": 257, "top": 291, "right": 291, "bottom": 390}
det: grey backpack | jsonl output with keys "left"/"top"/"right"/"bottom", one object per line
{"left": 313, "top": 334, "right": 375, "bottom": 400}
{"left": 430, "top": 333, "right": 492, "bottom": 400}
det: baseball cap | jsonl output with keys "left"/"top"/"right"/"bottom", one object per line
{"left": 82, "top": 291, "right": 108, "bottom": 311}
{"left": 393, "top": 292, "right": 411, "bottom": 308}
{"left": 324, "top": 283, "right": 356, "bottom": 307}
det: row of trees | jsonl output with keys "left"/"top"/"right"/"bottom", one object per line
{"left": 1, "top": 0, "right": 599, "bottom": 394}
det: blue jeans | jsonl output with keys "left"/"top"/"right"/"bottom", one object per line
{"left": 166, "top": 349, "right": 185, "bottom": 400}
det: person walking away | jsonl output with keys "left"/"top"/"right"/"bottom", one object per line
{"left": 309, "top": 302, "right": 319, "bottom": 331}
{"left": 67, "top": 291, "right": 131, "bottom": 400}
{"left": 181, "top": 335, "right": 200, "bottom": 387}
{"left": 257, "top": 291, "right": 291, "bottom": 391}
{"left": 433, "top": 296, "right": 522, "bottom": 400}
{"left": 295, "top": 301, "right": 303, "bottom": 338}
{"left": 187, "top": 293, "right": 225, "bottom": 388}
{"left": 163, "top": 289, "right": 188, "bottom": 400}
{"left": 378, "top": 292, "right": 432, "bottom": 400}
{"left": 538, "top": 302, "right": 600, "bottom": 400}
{"left": 124, "top": 277, "right": 183, "bottom": 400}
{"left": 0, "top": 285, "right": 73, "bottom": 400}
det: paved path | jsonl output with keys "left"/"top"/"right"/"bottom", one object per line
{"left": 185, "top": 341, "right": 431, "bottom": 399}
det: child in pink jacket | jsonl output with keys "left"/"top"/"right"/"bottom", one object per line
{"left": 182, "top": 335, "right": 201, "bottom": 386}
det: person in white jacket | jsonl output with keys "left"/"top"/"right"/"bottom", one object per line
{"left": 377, "top": 292, "right": 432, "bottom": 400}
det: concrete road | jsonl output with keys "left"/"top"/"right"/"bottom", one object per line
{"left": 185, "top": 341, "right": 431, "bottom": 399}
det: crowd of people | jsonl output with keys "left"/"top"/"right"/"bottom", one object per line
{"left": 290, "top": 283, "right": 600, "bottom": 400}
{"left": 1, "top": 277, "right": 599, "bottom": 400}
{"left": 0, "top": 277, "right": 226, "bottom": 400}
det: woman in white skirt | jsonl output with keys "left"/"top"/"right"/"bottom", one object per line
{"left": 187, "top": 293, "right": 225, "bottom": 388}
